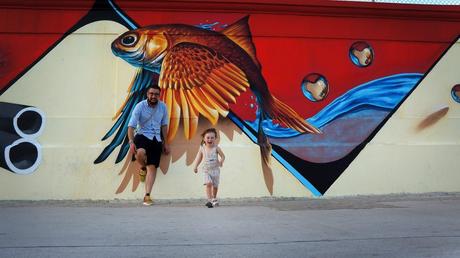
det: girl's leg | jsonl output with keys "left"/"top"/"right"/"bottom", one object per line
{"left": 212, "top": 187, "right": 218, "bottom": 199}
{"left": 205, "top": 183, "right": 214, "bottom": 208}
{"left": 206, "top": 183, "right": 213, "bottom": 200}
{"left": 212, "top": 187, "right": 219, "bottom": 206}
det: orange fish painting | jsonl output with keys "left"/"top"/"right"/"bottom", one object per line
{"left": 96, "top": 16, "right": 321, "bottom": 193}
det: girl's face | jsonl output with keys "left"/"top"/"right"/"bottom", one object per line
{"left": 203, "top": 132, "right": 216, "bottom": 146}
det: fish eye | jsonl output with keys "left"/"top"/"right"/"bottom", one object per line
{"left": 120, "top": 33, "right": 138, "bottom": 47}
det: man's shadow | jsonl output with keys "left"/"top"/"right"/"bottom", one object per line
{"left": 115, "top": 117, "right": 241, "bottom": 194}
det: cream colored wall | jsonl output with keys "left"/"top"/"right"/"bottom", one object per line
{"left": 326, "top": 40, "right": 460, "bottom": 196}
{"left": 0, "top": 21, "right": 311, "bottom": 200}
{"left": 1, "top": 20, "right": 458, "bottom": 200}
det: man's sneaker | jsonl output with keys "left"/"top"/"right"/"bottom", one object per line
{"left": 205, "top": 201, "right": 213, "bottom": 208}
{"left": 139, "top": 167, "right": 147, "bottom": 182}
{"left": 143, "top": 195, "right": 153, "bottom": 206}
{"left": 211, "top": 199, "right": 219, "bottom": 207}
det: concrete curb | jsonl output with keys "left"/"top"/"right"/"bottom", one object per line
{"left": 1, "top": 192, "right": 459, "bottom": 210}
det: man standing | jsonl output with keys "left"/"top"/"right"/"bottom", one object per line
{"left": 127, "top": 85, "right": 170, "bottom": 206}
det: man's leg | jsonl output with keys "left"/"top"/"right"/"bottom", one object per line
{"left": 143, "top": 137, "right": 162, "bottom": 206}
{"left": 135, "top": 148, "right": 147, "bottom": 167}
{"left": 142, "top": 165, "right": 156, "bottom": 206}
{"left": 135, "top": 148, "right": 147, "bottom": 182}
{"left": 145, "top": 165, "right": 157, "bottom": 195}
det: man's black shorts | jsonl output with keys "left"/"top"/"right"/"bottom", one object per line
{"left": 133, "top": 134, "right": 162, "bottom": 168}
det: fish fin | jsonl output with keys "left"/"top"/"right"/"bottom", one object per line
{"left": 178, "top": 89, "right": 199, "bottom": 139}
{"left": 112, "top": 69, "right": 141, "bottom": 120}
{"left": 258, "top": 126, "right": 274, "bottom": 195}
{"left": 221, "top": 15, "right": 261, "bottom": 69}
{"left": 159, "top": 42, "right": 250, "bottom": 140}
{"left": 186, "top": 89, "right": 219, "bottom": 125}
{"left": 164, "top": 88, "right": 181, "bottom": 143}
{"left": 270, "top": 96, "right": 322, "bottom": 134}
{"left": 95, "top": 69, "right": 156, "bottom": 164}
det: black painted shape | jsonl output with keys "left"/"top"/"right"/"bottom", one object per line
{"left": 73, "top": 0, "right": 138, "bottom": 31}
{"left": 228, "top": 110, "right": 374, "bottom": 194}
{"left": 0, "top": 102, "right": 43, "bottom": 174}
{"left": 271, "top": 144, "right": 364, "bottom": 195}
{"left": 0, "top": 102, "right": 30, "bottom": 134}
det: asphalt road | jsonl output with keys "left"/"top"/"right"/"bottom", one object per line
{"left": 1, "top": 194, "right": 459, "bottom": 258}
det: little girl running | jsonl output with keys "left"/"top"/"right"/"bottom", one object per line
{"left": 192, "top": 128, "right": 225, "bottom": 208}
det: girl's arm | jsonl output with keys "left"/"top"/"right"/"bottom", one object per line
{"left": 217, "top": 146, "right": 225, "bottom": 167}
{"left": 192, "top": 147, "right": 203, "bottom": 173}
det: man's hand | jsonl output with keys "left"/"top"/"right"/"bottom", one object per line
{"left": 129, "top": 141, "right": 136, "bottom": 155}
{"left": 163, "top": 143, "right": 170, "bottom": 155}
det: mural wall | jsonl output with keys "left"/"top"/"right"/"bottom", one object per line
{"left": 1, "top": 0, "right": 459, "bottom": 200}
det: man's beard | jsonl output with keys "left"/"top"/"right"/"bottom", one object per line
{"left": 148, "top": 99, "right": 158, "bottom": 106}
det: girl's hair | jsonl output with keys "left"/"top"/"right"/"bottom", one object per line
{"left": 200, "top": 128, "right": 218, "bottom": 145}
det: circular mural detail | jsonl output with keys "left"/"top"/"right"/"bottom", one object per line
{"left": 451, "top": 84, "right": 460, "bottom": 103}
{"left": 349, "top": 41, "right": 374, "bottom": 67}
{"left": 301, "top": 73, "right": 329, "bottom": 102}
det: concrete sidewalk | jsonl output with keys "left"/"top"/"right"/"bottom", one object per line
{"left": 1, "top": 193, "right": 459, "bottom": 258}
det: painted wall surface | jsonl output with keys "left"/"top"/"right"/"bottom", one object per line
{"left": 0, "top": 0, "right": 459, "bottom": 200}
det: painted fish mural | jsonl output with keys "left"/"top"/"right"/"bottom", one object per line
{"left": 95, "top": 16, "right": 321, "bottom": 193}
{"left": 2, "top": 0, "right": 460, "bottom": 197}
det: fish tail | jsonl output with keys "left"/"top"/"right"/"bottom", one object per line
{"left": 270, "top": 96, "right": 322, "bottom": 134}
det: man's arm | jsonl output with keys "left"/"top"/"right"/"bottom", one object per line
{"left": 127, "top": 103, "right": 141, "bottom": 155}
{"left": 128, "top": 127, "right": 137, "bottom": 155}
{"left": 128, "top": 127, "right": 135, "bottom": 142}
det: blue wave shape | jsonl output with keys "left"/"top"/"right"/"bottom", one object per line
{"left": 246, "top": 73, "right": 423, "bottom": 138}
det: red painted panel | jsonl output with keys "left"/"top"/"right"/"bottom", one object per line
{"left": 0, "top": 2, "right": 95, "bottom": 91}
{"left": 112, "top": 6, "right": 460, "bottom": 119}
